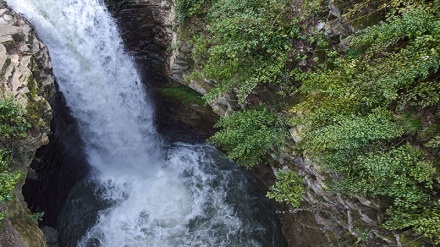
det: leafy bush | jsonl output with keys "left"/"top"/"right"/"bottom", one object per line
{"left": 208, "top": 108, "right": 288, "bottom": 167}
{"left": 0, "top": 169, "right": 21, "bottom": 202}
{"left": 267, "top": 170, "right": 304, "bottom": 207}
{"left": 288, "top": 1, "right": 440, "bottom": 243}
{"left": 175, "top": 0, "right": 211, "bottom": 23}
{"left": 302, "top": 109, "right": 404, "bottom": 154}
{"left": 0, "top": 99, "right": 30, "bottom": 140}
{"left": 24, "top": 211, "right": 44, "bottom": 224}
{"left": 178, "top": 0, "right": 440, "bottom": 242}
{"left": 0, "top": 148, "right": 22, "bottom": 221}
{"left": 0, "top": 98, "right": 30, "bottom": 222}
{"left": 188, "top": 0, "right": 300, "bottom": 103}
{"left": 385, "top": 199, "right": 440, "bottom": 244}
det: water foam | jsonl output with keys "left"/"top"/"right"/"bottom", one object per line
{"left": 78, "top": 144, "right": 249, "bottom": 247}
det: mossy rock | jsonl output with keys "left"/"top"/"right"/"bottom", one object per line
{"left": 159, "top": 85, "right": 206, "bottom": 106}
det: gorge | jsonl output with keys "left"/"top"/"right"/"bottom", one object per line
{"left": 3, "top": 0, "right": 285, "bottom": 246}
{"left": 2, "top": 0, "right": 439, "bottom": 246}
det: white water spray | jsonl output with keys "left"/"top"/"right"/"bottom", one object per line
{"left": 6, "top": 0, "right": 285, "bottom": 246}
{"left": 7, "top": 0, "right": 161, "bottom": 178}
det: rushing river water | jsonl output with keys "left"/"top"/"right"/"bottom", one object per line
{"left": 6, "top": 0, "right": 286, "bottom": 246}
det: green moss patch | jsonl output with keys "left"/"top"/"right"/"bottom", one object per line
{"left": 159, "top": 85, "right": 206, "bottom": 106}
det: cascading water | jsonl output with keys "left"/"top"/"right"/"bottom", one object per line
{"left": 6, "top": 0, "right": 286, "bottom": 246}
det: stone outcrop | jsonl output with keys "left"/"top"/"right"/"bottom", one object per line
{"left": 105, "top": 0, "right": 173, "bottom": 84}
{"left": 105, "top": 0, "right": 219, "bottom": 140}
{"left": 0, "top": 1, "right": 55, "bottom": 246}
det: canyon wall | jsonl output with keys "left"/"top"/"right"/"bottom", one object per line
{"left": 1, "top": 0, "right": 427, "bottom": 246}
{"left": 0, "top": 1, "right": 55, "bottom": 246}
{"left": 122, "top": 1, "right": 424, "bottom": 246}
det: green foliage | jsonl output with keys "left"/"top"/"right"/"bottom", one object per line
{"left": 291, "top": 1, "right": 440, "bottom": 242}
{"left": 0, "top": 98, "right": 30, "bottom": 223}
{"left": 178, "top": 0, "right": 440, "bottom": 241}
{"left": 208, "top": 108, "right": 288, "bottom": 167}
{"left": 349, "top": 4, "right": 438, "bottom": 54}
{"left": 24, "top": 211, "right": 44, "bottom": 224}
{"left": 0, "top": 99, "right": 31, "bottom": 140}
{"left": 395, "top": 111, "right": 423, "bottom": 135}
{"left": 267, "top": 170, "right": 304, "bottom": 207}
{"left": 175, "top": 0, "right": 211, "bottom": 23}
{"left": 331, "top": 145, "right": 435, "bottom": 198}
{"left": 0, "top": 168, "right": 21, "bottom": 202}
{"left": 159, "top": 85, "right": 206, "bottom": 106}
{"left": 0, "top": 148, "right": 22, "bottom": 222}
{"left": 189, "top": 0, "right": 300, "bottom": 103}
{"left": 425, "top": 136, "right": 440, "bottom": 149}
{"left": 385, "top": 199, "right": 440, "bottom": 245}
{"left": 399, "top": 81, "right": 440, "bottom": 109}
{"left": 302, "top": 0, "right": 327, "bottom": 15}
{"left": 303, "top": 109, "right": 404, "bottom": 154}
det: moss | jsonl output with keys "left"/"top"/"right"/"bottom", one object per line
{"left": 2, "top": 41, "right": 16, "bottom": 52}
{"left": 159, "top": 85, "right": 206, "bottom": 106}
{"left": 25, "top": 66, "right": 50, "bottom": 133}
{"left": 398, "top": 234, "right": 425, "bottom": 247}
{"left": 8, "top": 198, "right": 46, "bottom": 247}
{"left": 11, "top": 33, "right": 25, "bottom": 44}
{"left": 0, "top": 58, "right": 11, "bottom": 80}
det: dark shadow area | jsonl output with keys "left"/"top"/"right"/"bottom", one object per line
{"left": 22, "top": 92, "right": 90, "bottom": 227}
{"left": 105, "top": 1, "right": 219, "bottom": 144}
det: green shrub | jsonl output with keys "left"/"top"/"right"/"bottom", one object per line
{"left": 0, "top": 149, "right": 22, "bottom": 221}
{"left": 0, "top": 99, "right": 30, "bottom": 140}
{"left": 24, "top": 211, "right": 44, "bottom": 224}
{"left": 385, "top": 199, "right": 440, "bottom": 245}
{"left": 208, "top": 108, "right": 288, "bottom": 167}
{"left": 175, "top": 0, "right": 211, "bottom": 23}
{"left": 189, "top": 0, "right": 300, "bottom": 103}
{"left": 291, "top": 1, "right": 440, "bottom": 242}
{"left": 0, "top": 98, "right": 30, "bottom": 222}
{"left": 267, "top": 170, "right": 304, "bottom": 207}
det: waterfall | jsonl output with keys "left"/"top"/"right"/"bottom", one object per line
{"left": 7, "top": 0, "right": 161, "bottom": 178}
{"left": 6, "top": 0, "right": 286, "bottom": 246}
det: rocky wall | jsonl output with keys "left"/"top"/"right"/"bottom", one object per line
{"left": 162, "top": 1, "right": 425, "bottom": 246}
{"left": 0, "top": 1, "right": 56, "bottom": 246}
{"left": 105, "top": 0, "right": 219, "bottom": 141}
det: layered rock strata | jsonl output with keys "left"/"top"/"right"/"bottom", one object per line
{"left": 0, "top": 1, "right": 55, "bottom": 246}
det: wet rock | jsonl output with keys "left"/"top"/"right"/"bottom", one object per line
{"left": 41, "top": 227, "right": 58, "bottom": 246}
{"left": 0, "top": 1, "right": 55, "bottom": 246}
{"left": 105, "top": 0, "right": 173, "bottom": 85}
{"left": 289, "top": 126, "right": 303, "bottom": 143}
{"left": 328, "top": 1, "right": 341, "bottom": 18}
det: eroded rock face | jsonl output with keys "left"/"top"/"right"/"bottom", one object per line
{"left": 105, "top": 0, "right": 173, "bottom": 85}
{"left": 0, "top": 1, "right": 55, "bottom": 246}
{"left": 104, "top": 0, "right": 219, "bottom": 140}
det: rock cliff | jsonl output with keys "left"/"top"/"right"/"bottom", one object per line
{"left": 105, "top": 0, "right": 219, "bottom": 141}
{"left": 140, "top": 1, "right": 424, "bottom": 246}
{"left": 1, "top": 0, "right": 423, "bottom": 246}
{"left": 0, "top": 1, "right": 55, "bottom": 246}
